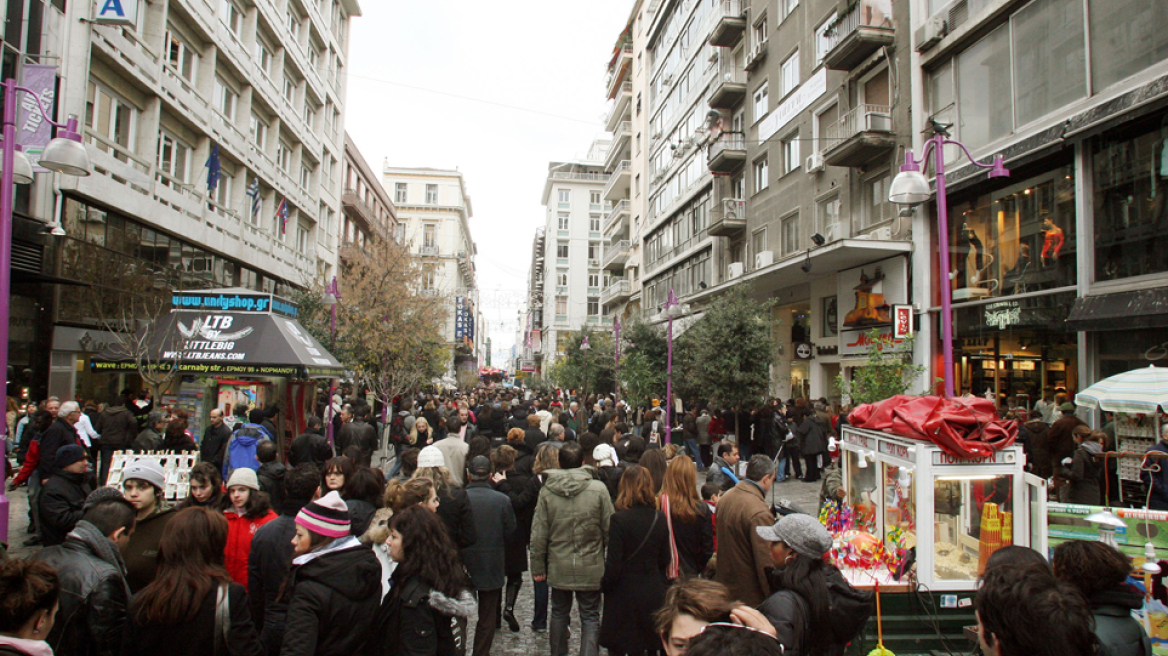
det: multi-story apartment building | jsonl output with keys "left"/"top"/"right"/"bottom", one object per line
{"left": 601, "top": 0, "right": 648, "bottom": 322}
{"left": 904, "top": 0, "right": 1168, "bottom": 410}
{"left": 341, "top": 132, "right": 396, "bottom": 251}
{"left": 535, "top": 143, "right": 610, "bottom": 369}
{"left": 381, "top": 166, "right": 479, "bottom": 378}
{"left": 12, "top": 0, "right": 360, "bottom": 402}
{"left": 521, "top": 229, "right": 547, "bottom": 376}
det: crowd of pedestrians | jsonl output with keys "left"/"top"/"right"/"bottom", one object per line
{"left": 0, "top": 387, "right": 1155, "bottom": 656}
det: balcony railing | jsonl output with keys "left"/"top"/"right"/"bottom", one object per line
{"left": 708, "top": 132, "right": 747, "bottom": 173}
{"left": 709, "top": 56, "right": 747, "bottom": 109}
{"left": 549, "top": 170, "right": 607, "bottom": 182}
{"left": 823, "top": 0, "right": 896, "bottom": 70}
{"left": 602, "top": 160, "right": 632, "bottom": 201}
{"left": 822, "top": 104, "right": 895, "bottom": 167}
{"left": 708, "top": 0, "right": 746, "bottom": 47}
{"left": 601, "top": 279, "right": 631, "bottom": 304}
{"left": 604, "top": 199, "right": 630, "bottom": 233}
{"left": 420, "top": 245, "right": 439, "bottom": 256}
{"left": 603, "top": 239, "right": 631, "bottom": 269}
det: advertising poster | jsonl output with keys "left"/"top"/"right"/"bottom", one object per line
{"left": 837, "top": 255, "right": 909, "bottom": 356}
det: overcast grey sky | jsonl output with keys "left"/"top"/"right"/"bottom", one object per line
{"left": 344, "top": 0, "right": 632, "bottom": 367}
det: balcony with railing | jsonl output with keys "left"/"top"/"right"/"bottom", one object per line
{"left": 708, "top": 197, "right": 746, "bottom": 237}
{"left": 707, "top": 132, "right": 747, "bottom": 173}
{"left": 603, "top": 199, "right": 630, "bottom": 235}
{"left": 606, "top": 121, "right": 633, "bottom": 170}
{"left": 821, "top": 104, "right": 895, "bottom": 168}
{"left": 342, "top": 188, "right": 391, "bottom": 241}
{"left": 603, "top": 239, "right": 631, "bottom": 270}
{"left": 419, "top": 244, "right": 440, "bottom": 256}
{"left": 603, "top": 160, "right": 632, "bottom": 201}
{"left": 605, "top": 42, "right": 634, "bottom": 98}
{"left": 605, "top": 81, "right": 634, "bottom": 132}
{"left": 823, "top": 0, "right": 896, "bottom": 70}
{"left": 709, "top": 57, "right": 747, "bottom": 109}
{"left": 601, "top": 279, "right": 631, "bottom": 304}
{"left": 708, "top": 0, "right": 746, "bottom": 47}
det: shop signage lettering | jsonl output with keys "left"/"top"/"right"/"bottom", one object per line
{"left": 174, "top": 293, "right": 270, "bottom": 313}
{"left": 177, "top": 315, "right": 254, "bottom": 342}
{"left": 844, "top": 432, "right": 870, "bottom": 448}
{"left": 984, "top": 301, "right": 1022, "bottom": 330}
{"left": 271, "top": 298, "right": 299, "bottom": 318}
{"left": 759, "top": 68, "right": 827, "bottom": 142}
{"left": 879, "top": 441, "right": 912, "bottom": 460}
{"left": 932, "top": 450, "right": 1016, "bottom": 466}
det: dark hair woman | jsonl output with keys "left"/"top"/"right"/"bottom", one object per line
{"left": 281, "top": 491, "right": 381, "bottom": 656}
{"left": 600, "top": 466, "right": 671, "bottom": 656}
{"left": 373, "top": 506, "right": 476, "bottom": 656}
{"left": 320, "top": 456, "right": 355, "bottom": 496}
{"left": 161, "top": 410, "right": 197, "bottom": 453}
{"left": 640, "top": 448, "right": 668, "bottom": 494}
{"left": 125, "top": 507, "right": 264, "bottom": 656}
{"left": 0, "top": 560, "right": 59, "bottom": 656}
{"left": 1053, "top": 540, "right": 1151, "bottom": 656}
{"left": 383, "top": 478, "right": 440, "bottom": 514}
{"left": 659, "top": 455, "right": 715, "bottom": 578}
{"left": 343, "top": 466, "right": 386, "bottom": 536}
{"left": 180, "top": 462, "right": 225, "bottom": 510}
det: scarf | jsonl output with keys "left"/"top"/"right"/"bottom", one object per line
{"left": 292, "top": 535, "right": 361, "bottom": 566}
{"left": 68, "top": 520, "right": 129, "bottom": 576}
{"left": 660, "top": 494, "right": 681, "bottom": 580}
{"left": 0, "top": 636, "right": 53, "bottom": 656}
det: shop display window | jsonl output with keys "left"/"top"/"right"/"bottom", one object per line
{"left": 847, "top": 450, "right": 878, "bottom": 534}
{"left": 883, "top": 463, "right": 915, "bottom": 564}
{"left": 1092, "top": 114, "right": 1168, "bottom": 283}
{"left": 932, "top": 474, "right": 1015, "bottom": 582}
{"left": 947, "top": 161, "right": 1076, "bottom": 302}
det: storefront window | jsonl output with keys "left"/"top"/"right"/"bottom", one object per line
{"left": 847, "top": 450, "right": 878, "bottom": 534}
{"left": 953, "top": 291, "right": 1077, "bottom": 406}
{"left": 882, "top": 463, "right": 914, "bottom": 561}
{"left": 933, "top": 474, "right": 1014, "bottom": 581}
{"left": 948, "top": 158, "right": 1076, "bottom": 302}
{"left": 1092, "top": 112, "right": 1168, "bottom": 282}
{"left": 1097, "top": 329, "right": 1168, "bottom": 379}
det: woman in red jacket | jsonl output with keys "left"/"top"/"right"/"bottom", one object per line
{"left": 223, "top": 467, "right": 276, "bottom": 588}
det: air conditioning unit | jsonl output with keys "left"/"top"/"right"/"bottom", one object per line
{"left": 754, "top": 250, "right": 774, "bottom": 268}
{"left": 652, "top": 129, "right": 662, "bottom": 139}
{"left": 865, "top": 111, "right": 892, "bottom": 132}
{"left": 805, "top": 153, "right": 825, "bottom": 172}
{"left": 728, "top": 262, "right": 745, "bottom": 278}
{"left": 871, "top": 226, "right": 892, "bottom": 240}
{"left": 916, "top": 15, "right": 948, "bottom": 52}
{"left": 722, "top": 198, "right": 745, "bottom": 219}
{"left": 824, "top": 222, "right": 841, "bottom": 243}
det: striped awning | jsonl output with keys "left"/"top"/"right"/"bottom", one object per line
{"left": 1075, "top": 365, "right": 1168, "bottom": 414}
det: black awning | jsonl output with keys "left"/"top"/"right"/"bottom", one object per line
{"left": 1065, "top": 288, "right": 1168, "bottom": 332}
{"left": 12, "top": 270, "right": 91, "bottom": 287}
{"left": 91, "top": 311, "right": 344, "bottom": 378}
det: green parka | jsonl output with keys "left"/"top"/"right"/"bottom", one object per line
{"left": 529, "top": 467, "right": 614, "bottom": 591}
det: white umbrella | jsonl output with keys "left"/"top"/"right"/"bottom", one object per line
{"left": 1075, "top": 365, "right": 1168, "bottom": 414}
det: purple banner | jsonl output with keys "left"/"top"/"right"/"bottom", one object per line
{"left": 19, "top": 64, "right": 57, "bottom": 172}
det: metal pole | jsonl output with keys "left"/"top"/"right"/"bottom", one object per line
{"left": 326, "top": 276, "right": 338, "bottom": 452}
{"left": 0, "top": 79, "right": 18, "bottom": 544}
{"left": 613, "top": 316, "right": 620, "bottom": 403}
{"left": 665, "top": 288, "right": 676, "bottom": 445}
{"left": 932, "top": 135, "right": 955, "bottom": 398}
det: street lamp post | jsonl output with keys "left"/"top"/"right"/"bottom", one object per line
{"left": 664, "top": 288, "right": 679, "bottom": 444}
{"left": 0, "top": 78, "right": 92, "bottom": 544}
{"left": 322, "top": 276, "right": 341, "bottom": 452}
{"left": 613, "top": 316, "right": 620, "bottom": 403}
{"left": 580, "top": 335, "right": 591, "bottom": 403}
{"left": 888, "top": 121, "right": 1009, "bottom": 398}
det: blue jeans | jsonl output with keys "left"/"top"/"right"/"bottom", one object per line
{"left": 775, "top": 457, "right": 788, "bottom": 482}
{"left": 684, "top": 438, "right": 705, "bottom": 469}
{"left": 386, "top": 443, "right": 402, "bottom": 478}
{"left": 532, "top": 576, "right": 548, "bottom": 630}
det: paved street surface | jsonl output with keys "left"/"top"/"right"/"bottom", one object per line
{"left": 5, "top": 470, "right": 823, "bottom": 655}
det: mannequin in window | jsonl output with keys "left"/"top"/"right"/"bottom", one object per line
{"left": 1041, "top": 214, "right": 1064, "bottom": 266}
{"left": 1004, "top": 243, "right": 1032, "bottom": 294}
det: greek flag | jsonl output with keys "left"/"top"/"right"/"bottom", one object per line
{"left": 277, "top": 197, "right": 289, "bottom": 235}
{"left": 204, "top": 143, "right": 221, "bottom": 192}
{"left": 245, "top": 178, "right": 260, "bottom": 219}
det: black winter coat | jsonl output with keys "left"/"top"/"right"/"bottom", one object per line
{"left": 436, "top": 487, "right": 477, "bottom": 550}
{"left": 200, "top": 422, "right": 233, "bottom": 469}
{"left": 337, "top": 420, "right": 378, "bottom": 467}
{"left": 246, "top": 508, "right": 303, "bottom": 639}
{"left": 496, "top": 460, "right": 534, "bottom": 575}
{"left": 289, "top": 431, "right": 331, "bottom": 467}
{"left": 38, "top": 418, "right": 80, "bottom": 478}
{"left": 599, "top": 505, "right": 670, "bottom": 653}
{"left": 373, "top": 572, "right": 463, "bottom": 656}
{"left": 96, "top": 405, "right": 138, "bottom": 448}
{"left": 256, "top": 462, "right": 287, "bottom": 512}
{"left": 668, "top": 501, "right": 715, "bottom": 576}
{"left": 278, "top": 542, "right": 381, "bottom": 656}
{"left": 31, "top": 521, "right": 130, "bottom": 656}
{"left": 524, "top": 427, "right": 546, "bottom": 452}
{"left": 38, "top": 469, "right": 95, "bottom": 547}
{"left": 462, "top": 482, "right": 516, "bottom": 590}
{"left": 123, "top": 582, "right": 263, "bottom": 656}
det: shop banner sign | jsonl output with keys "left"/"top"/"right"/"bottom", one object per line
{"left": 838, "top": 255, "right": 909, "bottom": 356}
{"left": 18, "top": 65, "right": 56, "bottom": 172}
{"left": 93, "top": 0, "right": 138, "bottom": 25}
{"left": 892, "top": 305, "right": 913, "bottom": 338}
{"left": 171, "top": 291, "right": 298, "bottom": 318}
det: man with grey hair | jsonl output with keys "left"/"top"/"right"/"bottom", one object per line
{"left": 132, "top": 411, "right": 165, "bottom": 451}
{"left": 714, "top": 454, "right": 778, "bottom": 606}
{"left": 546, "top": 423, "right": 566, "bottom": 449}
{"left": 37, "top": 401, "right": 84, "bottom": 484}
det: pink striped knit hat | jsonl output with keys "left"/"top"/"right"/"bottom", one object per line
{"left": 295, "top": 490, "right": 351, "bottom": 538}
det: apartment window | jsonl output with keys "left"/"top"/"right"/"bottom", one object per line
{"left": 276, "top": 140, "right": 291, "bottom": 172}
{"left": 423, "top": 267, "right": 436, "bottom": 290}
{"left": 753, "top": 156, "right": 769, "bottom": 193}
{"left": 556, "top": 297, "right": 568, "bottom": 315}
{"left": 752, "top": 83, "right": 768, "bottom": 123}
{"left": 861, "top": 170, "right": 893, "bottom": 229}
{"left": 556, "top": 271, "right": 568, "bottom": 286}
{"left": 214, "top": 77, "right": 237, "bottom": 121}
{"left": 590, "top": 190, "right": 601, "bottom": 206}
{"left": 781, "top": 213, "right": 800, "bottom": 256}
{"left": 157, "top": 131, "right": 192, "bottom": 184}
{"left": 308, "top": 46, "right": 319, "bottom": 71}
{"left": 219, "top": 0, "right": 243, "bottom": 35}
{"left": 394, "top": 183, "right": 407, "bottom": 203}
{"left": 425, "top": 184, "right": 438, "bottom": 204}
{"left": 164, "top": 30, "right": 197, "bottom": 83}
{"left": 556, "top": 242, "right": 569, "bottom": 258}
{"left": 588, "top": 273, "right": 600, "bottom": 288}
{"left": 558, "top": 189, "right": 570, "bottom": 206}
{"left": 814, "top": 103, "right": 838, "bottom": 157}
{"left": 300, "top": 164, "right": 312, "bottom": 188}
{"left": 782, "top": 132, "right": 799, "bottom": 174}
{"left": 286, "top": 8, "right": 301, "bottom": 40}
{"left": 588, "top": 242, "right": 599, "bottom": 260}
{"left": 85, "top": 80, "right": 137, "bottom": 155}
{"left": 557, "top": 213, "right": 570, "bottom": 230}
{"left": 814, "top": 14, "right": 836, "bottom": 63}
{"left": 283, "top": 75, "right": 296, "bottom": 104}
{"left": 751, "top": 228, "right": 767, "bottom": 263}
{"left": 303, "top": 104, "right": 317, "bottom": 131}
{"left": 753, "top": 16, "right": 768, "bottom": 45}
{"left": 782, "top": 0, "right": 798, "bottom": 18}
{"left": 587, "top": 298, "right": 599, "bottom": 316}
{"left": 1091, "top": 0, "right": 1168, "bottom": 91}
{"left": 589, "top": 215, "right": 601, "bottom": 232}
{"left": 250, "top": 113, "right": 268, "bottom": 150}
{"left": 817, "top": 193, "right": 841, "bottom": 239}
{"left": 780, "top": 51, "right": 800, "bottom": 97}
{"left": 212, "top": 161, "right": 234, "bottom": 208}
{"left": 254, "top": 38, "right": 272, "bottom": 76}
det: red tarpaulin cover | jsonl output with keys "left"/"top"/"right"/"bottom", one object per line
{"left": 847, "top": 395, "right": 1018, "bottom": 459}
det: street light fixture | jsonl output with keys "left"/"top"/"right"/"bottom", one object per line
{"left": 888, "top": 120, "right": 1009, "bottom": 398}
{"left": 664, "top": 288, "right": 684, "bottom": 444}
{"left": 0, "top": 78, "right": 91, "bottom": 544}
{"left": 579, "top": 334, "right": 591, "bottom": 402}
{"left": 323, "top": 276, "right": 341, "bottom": 452}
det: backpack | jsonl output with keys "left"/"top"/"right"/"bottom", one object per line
{"left": 223, "top": 424, "right": 267, "bottom": 479}
{"left": 826, "top": 573, "right": 875, "bottom": 647}
{"left": 389, "top": 411, "right": 410, "bottom": 446}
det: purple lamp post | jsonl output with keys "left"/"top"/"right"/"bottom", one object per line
{"left": 0, "top": 79, "right": 92, "bottom": 544}
{"left": 888, "top": 121, "right": 1009, "bottom": 398}
{"left": 613, "top": 316, "right": 620, "bottom": 403}
{"left": 580, "top": 335, "right": 591, "bottom": 400}
{"left": 322, "top": 276, "right": 341, "bottom": 451}
{"left": 664, "top": 288, "right": 679, "bottom": 444}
